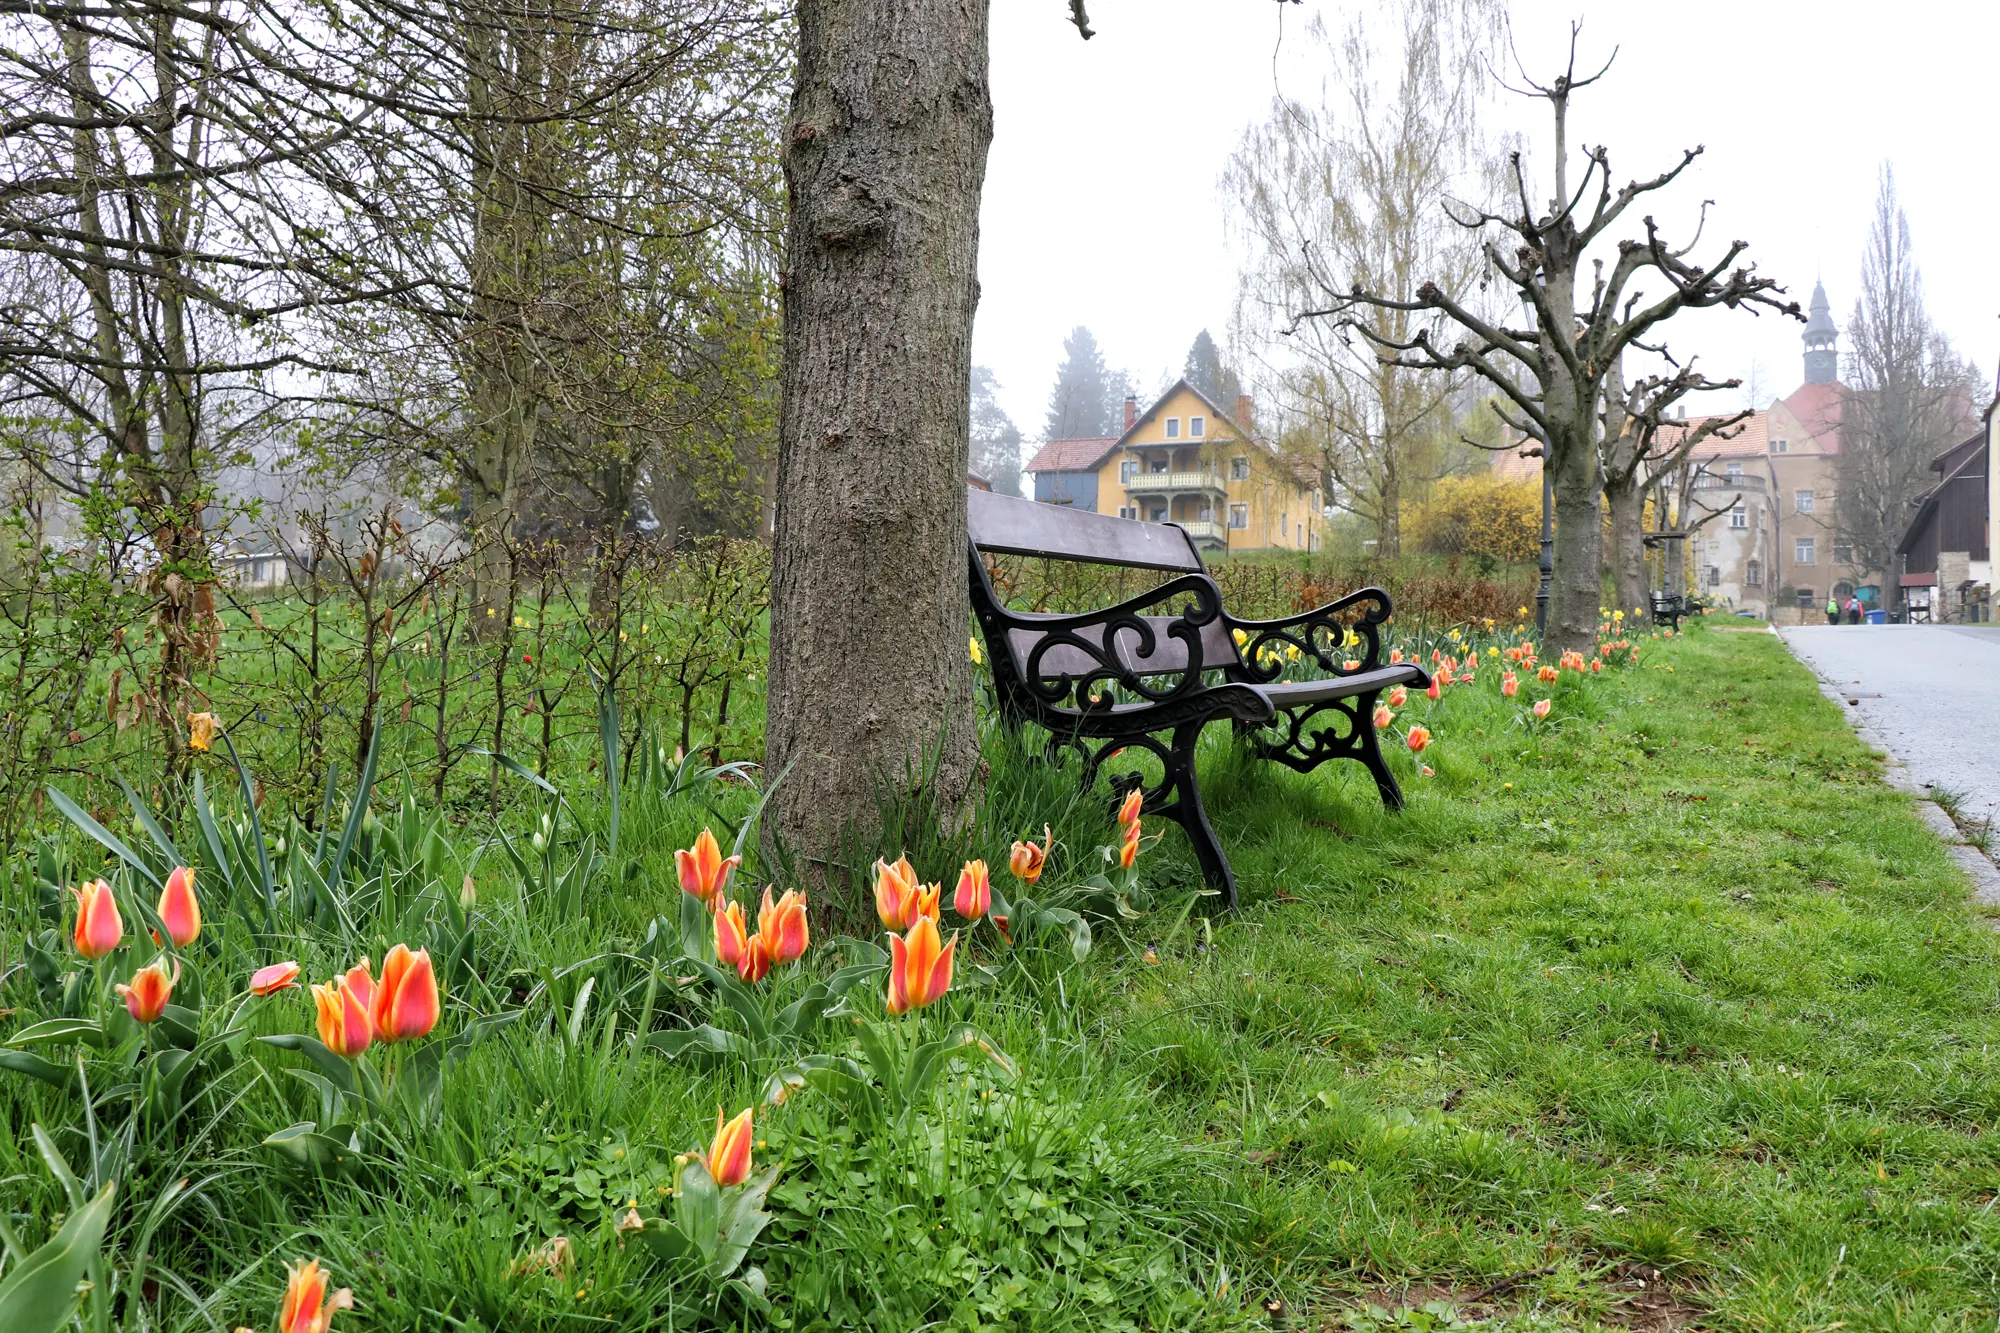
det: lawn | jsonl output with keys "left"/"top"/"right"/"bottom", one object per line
{"left": 3, "top": 621, "right": 1995, "bottom": 1332}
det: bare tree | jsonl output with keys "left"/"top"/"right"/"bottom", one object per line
{"left": 1291, "top": 31, "right": 1797, "bottom": 652}
{"left": 1229, "top": 2, "right": 1501, "bottom": 557}
{"left": 1599, "top": 350, "right": 1747, "bottom": 615}
{"left": 1834, "top": 165, "right": 1984, "bottom": 583}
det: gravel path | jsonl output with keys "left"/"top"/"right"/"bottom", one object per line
{"left": 1780, "top": 624, "right": 2000, "bottom": 840}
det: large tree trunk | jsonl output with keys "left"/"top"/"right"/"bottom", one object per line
{"left": 1545, "top": 410, "right": 1603, "bottom": 656}
{"left": 767, "top": 0, "right": 992, "bottom": 924}
{"left": 1376, "top": 445, "right": 1400, "bottom": 558}
{"left": 1604, "top": 473, "right": 1646, "bottom": 621}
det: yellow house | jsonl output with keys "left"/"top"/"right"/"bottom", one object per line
{"left": 1025, "top": 381, "right": 1321, "bottom": 554}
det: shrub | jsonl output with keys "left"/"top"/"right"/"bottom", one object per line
{"left": 1406, "top": 473, "right": 1541, "bottom": 565}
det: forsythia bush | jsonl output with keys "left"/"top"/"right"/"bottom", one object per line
{"left": 1406, "top": 473, "right": 1541, "bottom": 564}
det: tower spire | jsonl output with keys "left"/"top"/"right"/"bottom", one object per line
{"left": 1802, "top": 280, "right": 1838, "bottom": 385}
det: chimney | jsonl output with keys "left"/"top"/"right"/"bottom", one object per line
{"left": 1123, "top": 394, "right": 1137, "bottom": 430}
{"left": 1234, "top": 394, "right": 1255, "bottom": 432}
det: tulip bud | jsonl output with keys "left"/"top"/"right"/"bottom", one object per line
{"left": 158, "top": 866, "right": 200, "bottom": 948}
{"left": 700, "top": 1106, "right": 755, "bottom": 1187}
{"left": 953, "top": 861, "right": 991, "bottom": 920}
{"left": 1118, "top": 820, "right": 1141, "bottom": 870}
{"left": 530, "top": 831, "right": 546, "bottom": 853}
{"left": 71, "top": 879, "right": 123, "bottom": 959}
{"left": 1116, "top": 788, "right": 1143, "bottom": 831}
{"left": 369, "top": 944, "right": 440, "bottom": 1043}
{"left": 250, "top": 960, "right": 302, "bottom": 996}
{"left": 117, "top": 958, "right": 178, "bottom": 1024}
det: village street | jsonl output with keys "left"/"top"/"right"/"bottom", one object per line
{"left": 1784, "top": 623, "right": 2000, "bottom": 839}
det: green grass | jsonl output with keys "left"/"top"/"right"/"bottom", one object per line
{"left": 4, "top": 623, "right": 1995, "bottom": 1331}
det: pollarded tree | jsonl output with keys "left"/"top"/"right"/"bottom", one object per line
{"left": 1293, "top": 31, "right": 1799, "bottom": 653}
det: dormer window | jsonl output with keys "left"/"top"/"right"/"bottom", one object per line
{"left": 1164, "top": 417, "right": 1181, "bottom": 439}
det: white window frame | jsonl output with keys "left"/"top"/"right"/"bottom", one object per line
{"left": 1119, "top": 460, "right": 1137, "bottom": 484}
{"left": 1771, "top": 437, "right": 1789, "bottom": 454}
{"left": 1795, "top": 537, "right": 1816, "bottom": 564}
{"left": 1227, "top": 503, "right": 1249, "bottom": 530}
{"left": 1730, "top": 505, "right": 1746, "bottom": 529}
{"left": 1164, "top": 417, "right": 1180, "bottom": 439}
{"left": 1190, "top": 415, "right": 1205, "bottom": 438}
{"left": 1746, "top": 558, "right": 1762, "bottom": 587}
{"left": 1725, "top": 461, "right": 1744, "bottom": 477}
{"left": 1794, "top": 489, "right": 1814, "bottom": 514}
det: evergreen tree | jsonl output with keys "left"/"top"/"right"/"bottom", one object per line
{"left": 1043, "top": 326, "right": 1116, "bottom": 439}
{"left": 1182, "top": 329, "right": 1243, "bottom": 404}
{"left": 969, "top": 365, "right": 1024, "bottom": 496}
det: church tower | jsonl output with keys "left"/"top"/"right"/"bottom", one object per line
{"left": 1802, "top": 280, "right": 1839, "bottom": 385}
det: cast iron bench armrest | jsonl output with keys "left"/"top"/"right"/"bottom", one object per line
{"left": 978, "top": 570, "right": 1228, "bottom": 709}
{"left": 1225, "top": 585, "right": 1399, "bottom": 683}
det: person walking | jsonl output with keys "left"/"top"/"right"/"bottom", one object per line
{"left": 1845, "top": 596, "right": 1863, "bottom": 624}
{"left": 1825, "top": 594, "right": 1839, "bottom": 625}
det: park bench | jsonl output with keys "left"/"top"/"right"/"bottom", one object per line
{"left": 967, "top": 489, "right": 1431, "bottom": 910}
{"left": 1650, "top": 591, "right": 1704, "bottom": 630}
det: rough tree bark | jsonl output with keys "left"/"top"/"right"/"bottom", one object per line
{"left": 767, "top": 0, "right": 992, "bottom": 919}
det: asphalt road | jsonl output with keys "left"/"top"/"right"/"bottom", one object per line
{"left": 1781, "top": 623, "right": 2000, "bottom": 833}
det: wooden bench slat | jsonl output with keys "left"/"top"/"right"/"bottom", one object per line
{"left": 969, "top": 488, "right": 1203, "bottom": 572}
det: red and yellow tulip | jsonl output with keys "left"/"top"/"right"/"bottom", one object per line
{"left": 116, "top": 958, "right": 177, "bottom": 1024}
{"left": 1532, "top": 699, "right": 1552, "bottom": 719}
{"left": 1007, "top": 827, "right": 1050, "bottom": 885}
{"left": 1407, "top": 726, "right": 1432, "bottom": 754}
{"left": 1372, "top": 704, "right": 1394, "bottom": 729}
{"left": 886, "top": 914, "right": 956, "bottom": 1016}
{"left": 873, "top": 854, "right": 922, "bottom": 930}
{"left": 1117, "top": 820, "right": 1141, "bottom": 870}
{"left": 700, "top": 1106, "right": 755, "bottom": 1187}
{"left": 714, "top": 899, "right": 750, "bottom": 971}
{"left": 369, "top": 944, "right": 439, "bottom": 1043}
{"left": 313, "top": 979, "right": 372, "bottom": 1058}
{"left": 250, "top": 960, "right": 301, "bottom": 996}
{"left": 278, "top": 1258, "right": 352, "bottom": 1333}
{"left": 738, "top": 934, "right": 774, "bottom": 984}
{"left": 72, "top": 879, "right": 122, "bottom": 959}
{"left": 158, "top": 865, "right": 200, "bottom": 948}
{"left": 1501, "top": 672, "right": 1519, "bottom": 697}
{"left": 675, "top": 828, "right": 740, "bottom": 906}
{"left": 953, "top": 859, "right": 991, "bottom": 920}
{"left": 1387, "top": 686, "right": 1407, "bottom": 707}
{"left": 756, "top": 887, "right": 810, "bottom": 965}
{"left": 1116, "top": 788, "right": 1143, "bottom": 830}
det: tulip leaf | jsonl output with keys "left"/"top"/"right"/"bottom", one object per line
{"left": 158, "top": 1004, "right": 201, "bottom": 1048}
{"left": 6, "top": 1018, "right": 105, "bottom": 1050}
{"left": 115, "top": 773, "right": 185, "bottom": 871}
{"left": 906, "top": 1026, "right": 1017, "bottom": 1110}
{"left": 259, "top": 1034, "right": 357, "bottom": 1096}
{"left": 44, "top": 785, "right": 161, "bottom": 888}
{"left": 763, "top": 1055, "right": 880, "bottom": 1116}
{"left": 645, "top": 1024, "right": 752, "bottom": 1062}
{"left": 636, "top": 1216, "right": 692, "bottom": 1261}
{"left": 709, "top": 1164, "right": 780, "bottom": 1280}
{"left": 215, "top": 730, "right": 278, "bottom": 928}
{"left": 152, "top": 1047, "right": 197, "bottom": 1112}
{"left": 0, "top": 1180, "right": 115, "bottom": 1333}
{"left": 0, "top": 1051, "right": 76, "bottom": 1091}
{"left": 262, "top": 1122, "right": 356, "bottom": 1172}
{"left": 724, "top": 1266, "right": 771, "bottom": 1312}
{"left": 675, "top": 1159, "right": 723, "bottom": 1262}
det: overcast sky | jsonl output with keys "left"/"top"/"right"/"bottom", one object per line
{"left": 973, "top": 0, "right": 2000, "bottom": 442}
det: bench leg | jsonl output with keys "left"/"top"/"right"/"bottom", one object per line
{"left": 1157, "top": 721, "right": 1237, "bottom": 911}
{"left": 1238, "top": 690, "right": 1406, "bottom": 815}
{"left": 1355, "top": 700, "right": 1405, "bottom": 813}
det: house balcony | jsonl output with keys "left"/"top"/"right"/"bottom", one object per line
{"left": 1692, "top": 472, "right": 1765, "bottom": 493}
{"left": 1175, "top": 519, "right": 1227, "bottom": 547}
{"left": 1125, "top": 470, "right": 1227, "bottom": 499}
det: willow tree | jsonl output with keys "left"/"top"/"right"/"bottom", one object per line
{"left": 1294, "top": 32, "right": 1797, "bottom": 653}
{"left": 1228, "top": 0, "right": 1502, "bottom": 557}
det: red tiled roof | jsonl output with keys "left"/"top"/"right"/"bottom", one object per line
{"left": 1783, "top": 380, "right": 1846, "bottom": 447}
{"left": 1024, "top": 437, "right": 1117, "bottom": 474}
{"left": 1672, "top": 411, "right": 1768, "bottom": 460}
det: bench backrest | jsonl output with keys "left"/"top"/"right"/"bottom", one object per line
{"left": 967, "top": 488, "right": 1239, "bottom": 687}
{"left": 968, "top": 488, "right": 1204, "bottom": 572}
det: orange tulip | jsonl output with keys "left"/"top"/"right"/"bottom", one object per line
{"left": 1501, "top": 673, "right": 1519, "bottom": 697}
{"left": 886, "top": 914, "right": 956, "bottom": 1016}
{"left": 278, "top": 1258, "right": 352, "bottom": 1333}
{"left": 873, "top": 854, "right": 921, "bottom": 930}
{"left": 1590, "top": 659, "right": 1603, "bottom": 673}
{"left": 341, "top": 958, "right": 374, "bottom": 1013}
{"left": 158, "top": 865, "right": 200, "bottom": 948}
{"left": 738, "top": 933, "right": 774, "bottom": 984}
{"left": 1342, "top": 658, "right": 1361, "bottom": 671}
{"left": 1387, "top": 686, "right": 1407, "bottom": 707}
{"left": 675, "top": 828, "right": 740, "bottom": 906}
{"left": 1425, "top": 680, "right": 1441, "bottom": 700}
{"left": 1437, "top": 664, "right": 1455, "bottom": 686}
{"left": 1532, "top": 699, "right": 1552, "bottom": 719}
{"left": 756, "top": 887, "right": 809, "bottom": 965}
{"left": 370, "top": 944, "right": 439, "bottom": 1043}
{"left": 1117, "top": 820, "right": 1140, "bottom": 870}
{"left": 1116, "top": 788, "right": 1143, "bottom": 830}
{"left": 250, "top": 960, "right": 301, "bottom": 996}
{"left": 187, "top": 711, "right": 217, "bottom": 753}
{"left": 714, "top": 899, "right": 750, "bottom": 970}
{"left": 1407, "top": 726, "right": 1432, "bottom": 754}
{"left": 116, "top": 958, "right": 177, "bottom": 1024}
{"left": 313, "top": 979, "right": 372, "bottom": 1058}
{"left": 953, "top": 860, "right": 991, "bottom": 920}
{"left": 700, "top": 1106, "right": 755, "bottom": 1187}
{"left": 1372, "top": 705, "right": 1394, "bottom": 729}
{"left": 71, "top": 879, "right": 123, "bottom": 959}
{"left": 1007, "top": 827, "right": 1050, "bottom": 885}
{"left": 1537, "top": 665, "right": 1559, "bottom": 682}
{"left": 1389, "top": 648, "right": 1404, "bottom": 663}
